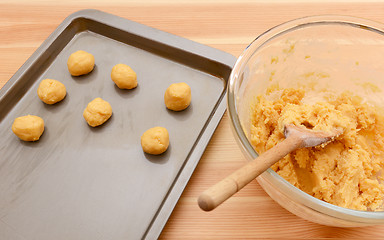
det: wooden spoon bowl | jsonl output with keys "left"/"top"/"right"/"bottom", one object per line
{"left": 198, "top": 124, "right": 341, "bottom": 211}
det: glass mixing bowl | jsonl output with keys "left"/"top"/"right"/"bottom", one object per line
{"left": 227, "top": 15, "right": 384, "bottom": 227}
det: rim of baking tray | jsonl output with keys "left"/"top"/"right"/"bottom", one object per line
{"left": 227, "top": 15, "right": 384, "bottom": 223}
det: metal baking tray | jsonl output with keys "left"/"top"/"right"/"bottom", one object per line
{"left": 0, "top": 9, "right": 235, "bottom": 240}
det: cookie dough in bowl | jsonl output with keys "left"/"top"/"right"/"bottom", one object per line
{"left": 164, "top": 82, "right": 191, "bottom": 111}
{"left": 37, "top": 79, "right": 66, "bottom": 104}
{"left": 67, "top": 50, "right": 95, "bottom": 76}
{"left": 227, "top": 16, "right": 384, "bottom": 227}
{"left": 83, "top": 97, "right": 112, "bottom": 127}
{"left": 12, "top": 115, "right": 44, "bottom": 141}
{"left": 111, "top": 63, "right": 137, "bottom": 89}
{"left": 250, "top": 88, "right": 384, "bottom": 211}
{"left": 141, "top": 127, "right": 169, "bottom": 155}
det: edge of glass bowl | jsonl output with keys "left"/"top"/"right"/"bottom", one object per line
{"left": 227, "top": 15, "right": 384, "bottom": 224}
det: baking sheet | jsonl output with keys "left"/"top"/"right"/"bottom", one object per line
{"left": 0, "top": 9, "right": 236, "bottom": 240}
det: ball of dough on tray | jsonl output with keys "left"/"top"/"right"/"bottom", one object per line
{"left": 83, "top": 97, "right": 112, "bottom": 127}
{"left": 141, "top": 127, "right": 169, "bottom": 155}
{"left": 164, "top": 82, "right": 191, "bottom": 111}
{"left": 67, "top": 50, "right": 95, "bottom": 76}
{"left": 37, "top": 79, "right": 66, "bottom": 104}
{"left": 12, "top": 115, "right": 44, "bottom": 141}
{"left": 111, "top": 63, "right": 137, "bottom": 89}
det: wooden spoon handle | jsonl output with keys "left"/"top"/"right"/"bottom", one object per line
{"left": 198, "top": 134, "right": 302, "bottom": 211}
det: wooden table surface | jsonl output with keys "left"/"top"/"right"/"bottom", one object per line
{"left": 2, "top": 1, "right": 384, "bottom": 239}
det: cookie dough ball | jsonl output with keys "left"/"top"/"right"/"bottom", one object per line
{"left": 67, "top": 50, "right": 95, "bottom": 76}
{"left": 37, "top": 79, "right": 66, "bottom": 104}
{"left": 83, "top": 98, "right": 112, "bottom": 127}
{"left": 141, "top": 127, "right": 169, "bottom": 155}
{"left": 111, "top": 64, "right": 137, "bottom": 89}
{"left": 164, "top": 82, "right": 191, "bottom": 111}
{"left": 12, "top": 115, "right": 44, "bottom": 141}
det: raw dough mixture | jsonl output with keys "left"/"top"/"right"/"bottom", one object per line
{"left": 12, "top": 115, "right": 45, "bottom": 141}
{"left": 37, "top": 79, "right": 66, "bottom": 104}
{"left": 250, "top": 88, "right": 384, "bottom": 211}
{"left": 83, "top": 98, "right": 112, "bottom": 127}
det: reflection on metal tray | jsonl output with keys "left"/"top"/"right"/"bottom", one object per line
{"left": 0, "top": 9, "right": 235, "bottom": 240}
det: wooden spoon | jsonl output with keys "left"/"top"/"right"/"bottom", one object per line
{"left": 198, "top": 124, "right": 341, "bottom": 211}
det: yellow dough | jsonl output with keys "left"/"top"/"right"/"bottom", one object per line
{"left": 250, "top": 88, "right": 384, "bottom": 211}
{"left": 12, "top": 115, "right": 44, "bottom": 141}
{"left": 37, "top": 79, "right": 66, "bottom": 104}
{"left": 67, "top": 50, "right": 95, "bottom": 76}
{"left": 83, "top": 98, "right": 112, "bottom": 127}
{"left": 111, "top": 63, "right": 137, "bottom": 89}
{"left": 164, "top": 82, "right": 191, "bottom": 111}
{"left": 141, "top": 127, "right": 169, "bottom": 155}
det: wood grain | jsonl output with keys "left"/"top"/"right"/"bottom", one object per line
{"left": 2, "top": 1, "right": 384, "bottom": 239}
